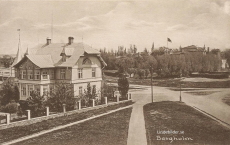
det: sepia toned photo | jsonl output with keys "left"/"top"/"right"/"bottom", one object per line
{"left": 0, "top": 0, "right": 230, "bottom": 145}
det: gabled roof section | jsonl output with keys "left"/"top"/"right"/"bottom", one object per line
{"left": 13, "top": 55, "right": 54, "bottom": 68}
{"left": 27, "top": 55, "right": 54, "bottom": 68}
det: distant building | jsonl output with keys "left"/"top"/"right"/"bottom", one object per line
{"left": 13, "top": 37, "right": 106, "bottom": 100}
{"left": 181, "top": 45, "right": 206, "bottom": 55}
{"left": 222, "top": 59, "right": 229, "bottom": 69}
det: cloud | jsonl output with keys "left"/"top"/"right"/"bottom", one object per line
{"left": 224, "top": 1, "right": 230, "bottom": 15}
{"left": 166, "top": 24, "right": 189, "bottom": 31}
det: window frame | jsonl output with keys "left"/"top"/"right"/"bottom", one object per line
{"left": 79, "top": 86, "right": 83, "bottom": 95}
{"left": 92, "top": 68, "right": 96, "bottom": 77}
{"left": 42, "top": 71, "right": 48, "bottom": 80}
{"left": 78, "top": 68, "right": 83, "bottom": 79}
{"left": 34, "top": 70, "right": 40, "bottom": 80}
{"left": 60, "top": 69, "right": 66, "bottom": 79}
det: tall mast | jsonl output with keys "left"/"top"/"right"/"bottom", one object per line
{"left": 51, "top": 10, "right": 53, "bottom": 40}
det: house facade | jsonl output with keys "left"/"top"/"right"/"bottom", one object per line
{"left": 13, "top": 37, "right": 106, "bottom": 100}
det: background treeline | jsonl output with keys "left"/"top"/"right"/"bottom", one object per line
{"left": 100, "top": 46, "right": 229, "bottom": 78}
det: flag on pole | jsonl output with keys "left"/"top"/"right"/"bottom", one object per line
{"left": 167, "top": 38, "right": 172, "bottom": 43}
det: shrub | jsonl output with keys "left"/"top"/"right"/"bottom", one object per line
{"left": 46, "top": 83, "right": 75, "bottom": 112}
{"left": 4, "top": 100, "right": 18, "bottom": 114}
{"left": 26, "top": 91, "right": 46, "bottom": 117}
{"left": 118, "top": 73, "right": 129, "bottom": 98}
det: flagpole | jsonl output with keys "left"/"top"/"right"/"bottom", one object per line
{"left": 167, "top": 38, "right": 168, "bottom": 48}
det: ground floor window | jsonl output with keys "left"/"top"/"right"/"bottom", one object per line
{"left": 21, "top": 84, "right": 26, "bottom": 96}
{"left": 50, "top": 84, "right": 54, "bottom": 95}
{"left": 43, "top": 85, "right": 48, "bottom": 96}
{"left": 28, "top": 85, "right": 33, "bottom": 96}
{"left": 79, "top": 86, "right": 83, "bottom": 95}
{"left": 34, "top": 85, "right": 40, "bottom": 95}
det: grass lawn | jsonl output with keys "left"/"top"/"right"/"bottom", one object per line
{"left": 15, "top": 108, "right": 132, "bottom": 145}
{"left": 105, "top": 75, "right": 230, "bottom": 88}
{"left": 144, "top": 101, "right": 230, "bottom": 145}
{"left": 185, "top": 91, "right": 220, "bottom": 96}
{"left": 0, "top": 101, "right": 133, "bottom": 143}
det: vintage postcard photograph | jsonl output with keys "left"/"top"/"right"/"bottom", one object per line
{"left": 0, "top": 0, "right": 230, "bottom": 145}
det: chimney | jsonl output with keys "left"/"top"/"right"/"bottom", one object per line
{"left": 68, "top": 37, "right": 74, "bottom": 45}
{"left": 46, "top": 37, "right": 51, "bottom": 45}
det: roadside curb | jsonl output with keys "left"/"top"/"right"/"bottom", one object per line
{"left": 191, "top": 106, "right": 230, "bottom": 130}
{"left": 2, "top": 105, "right": 133, "bottom": 145}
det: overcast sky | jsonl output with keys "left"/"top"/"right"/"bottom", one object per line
{"left": 0, "top": 0, "right": 230, "bottom": 54}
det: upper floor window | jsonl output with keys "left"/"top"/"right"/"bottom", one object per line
{"left": 82, "top": 58, "right": 92, "bottom": 65}
{"left": 20, "top": 70, "right": 26, "bottom": 79}
{"left": 78, "top": 68, "right": 83, "bottom": 78}
{"left": 60, "top": 69, "right": 66, "bottom": 79}
{"left": 35, "top": 70, "right": 40, "bottom": 80}
{"left": 28, "top": 70, "right": 33, "bottom": 80}
{"left": 92, "top": 68, "right": 96, "bottom": 77}
{"left": 50, "top": 69, "right": 54, "bottom": 79}
{"left": 42, "top": 71, "right": 48, "bottom": 79}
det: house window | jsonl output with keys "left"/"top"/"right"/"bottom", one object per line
{"left": 42, "top": 71, "right": 48, "bottom": 79}
{"left": 35, "top": 70, "right": 40, "bottom": 80}
{"left": 28, "top": 85, "right": 33, "bottom": 96}
{"left": 20, "top": 70, "right": 26, "bottom": 79}
{"left": 92, "top": 68, "right": 96, "bottom": 77}
{"left": 82, "top": 58, "right": 92, "bottom": 65}
{"left": 60, "top": 69, "right": 66, "bottom": 79}
{"left": 34, "top": 85, "right": 40, "bottom": 95}
{"left": 43, "top": 85, "right": 48, "bottom": 96}
{"left": 79, "top": 86, "right": 83, "bottom": 95}
{"left": 21, "top": 84, "right": 26, "bottom": 96}
{"left": 50, "top": 69, "right": 54, "bottom": 79}
{"left": 78, "top": 68, "right": 83, "bottom": 78}
{"left": 50, "top": 85, "right": 54, "bottom": 95}
{"left": 28, "top": 70, "right": 33, "bottom": 80}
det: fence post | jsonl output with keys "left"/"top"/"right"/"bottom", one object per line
{"left": 46, "top": 107, "right": 49, "bottom": 116}
{"left": 26, "top": 110, "right": 31, "bottom": 120}
{"left": 74, "top": 101, "right": 78, "bottom": 110}
{"left": 116, "top": 95, "right": 119, "bottom": 102}
{"left": 63, "top": 104, "right": 66, "bottom": 113}
{"left": 6, "top": 113, "right": 10, "bottom": 125}
{"left": 105, "top": 97, "right": 108, "bottom": 105}
{"left": 129, "top": 93, "right": 131, "bottom": 100}
{"left": 78, "top": 101, "right": 81, "bottom": 110}
{"left": 92, "top": 99, "right": 95, "bottom": 107}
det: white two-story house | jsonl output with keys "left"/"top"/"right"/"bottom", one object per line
{"left": 13, "top": 37, "right": 106, "bottom": 100}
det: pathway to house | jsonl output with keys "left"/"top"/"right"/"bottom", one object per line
{"left": 127, "top": 87, "right": 150, "bottom": 145}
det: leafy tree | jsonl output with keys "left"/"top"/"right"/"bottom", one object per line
{"left": 26, "top": 91, "right": 46, "bottom": 117}
{"left": 46, "top": 83, "right": 75, "bottom": 112}
{"left": 0, "top": 80, "right": 19, "bottom": 105}
{"left": 137, "top": 69, "right": 145, "bottom": 79}
{"left": 145, "top": 69, "right": 150, "bottom": 79}
{"left": 1, "top": 55, "right": 14, "bottom": 68}
{"left": 115, "top": 56, "right": 134, "bottom": 73}
{"left": 118, "top": 73, "right": 129, "bottom": 98}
